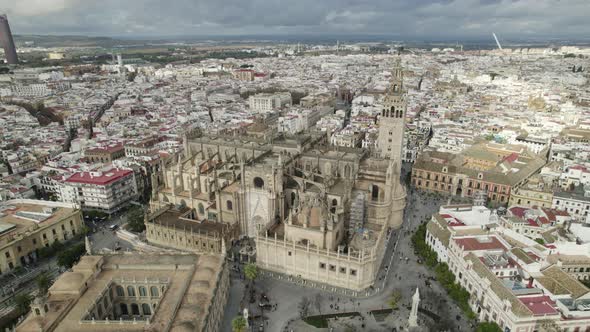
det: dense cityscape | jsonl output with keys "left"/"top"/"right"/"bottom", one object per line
{"left": 1, "top": 3, "right": 590, "bottom": 332}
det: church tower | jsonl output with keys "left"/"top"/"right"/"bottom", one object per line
{"left": 376, "top": 57, "right": 406, "bottom": 172}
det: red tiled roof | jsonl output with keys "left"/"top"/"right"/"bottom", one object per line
{"left": 518, "top": 296, "right": 558, "bottom": 316}
{"left": 86, "top": 143, "right": 124, "bottom": 154}
{"left": 509, "top": 206, "right": 527, "bottom": 218}
{"left": 65, "top": 169, "right": 133, "bottom": 186}
{"left": 454, "top": 237, "right": 507, "bottom": 252}
{"left": 503, "top": 152, "right": 519, "bottom": 163}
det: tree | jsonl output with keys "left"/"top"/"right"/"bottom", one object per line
{"left": 14, "top": 294, "right": 32, "bottom": 315}
{"left": 231, "top": 316, "right": 247, "bottom": 332}
{"left": 298, "top": 296, "right": 311, "bottom": 318}
{"left": 534, "top": 238, "right": 545, "bottom": 245}
{"left": 126, "top": 207, "right": 146, "bottom": 233}
{"left": 476, "top": 322, "right": 502, "bottom": 332}
{"left": 244, "top": 263, "right": 258, "bottom": 283}
{"left": 57, "top": 243, "right": 85, "bottom": 269}
{"left": 388, "top": 290, "right": 402, "bottom": 310}
{"left": 36, "top": 272, "right": 53, "bottom": 296}
{"left": 314, "top": 293, "right": 323, "bottom": 314}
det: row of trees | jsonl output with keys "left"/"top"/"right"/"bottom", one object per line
{"left": 412, "top": 223, "right": 502, "bottom": 331}
{"left": 231, "top": 263, "right": 258, "bottom": 332}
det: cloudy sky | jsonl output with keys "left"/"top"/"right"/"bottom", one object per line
{"left": 1, "top": 0, "right": 588, "bottom": 39}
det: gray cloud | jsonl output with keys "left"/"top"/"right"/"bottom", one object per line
{"left": 1, "top": 0, "right": 588, "bottom": 39}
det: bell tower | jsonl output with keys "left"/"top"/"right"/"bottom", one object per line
{"left": 376, "top": 57, "right": 406, "bottom": 173}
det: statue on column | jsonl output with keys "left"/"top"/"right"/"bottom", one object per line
{"left": 243, "top": 308, "right": 249, "bottom": 328}
{"left": 409, "top": 287, "right": 420, "bottom": 328}
{"left": 85, "top": 236, "right": 92, "bottom": 255}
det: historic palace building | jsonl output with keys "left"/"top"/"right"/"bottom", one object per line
{"left": 146, "top": 58, "right": 408, "bottom": 292}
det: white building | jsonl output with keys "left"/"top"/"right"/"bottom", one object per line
{"left": 60, "top": 168, "right": 137, "bottom": 214}
{"left": 553, "top": 185, "right": 590, "bottom": 222}
{"left": 248, "top": 92, "right": 292, "bottom": 113}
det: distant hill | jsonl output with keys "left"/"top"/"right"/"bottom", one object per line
{"left": 13, "top": 35, "right": 144, "bottom": 48}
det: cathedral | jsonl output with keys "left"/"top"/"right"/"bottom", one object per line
{"left": 147, "top": 57, "right": 407, "bottom": 292}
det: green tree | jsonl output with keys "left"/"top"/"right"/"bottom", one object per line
{"left": 231, "top": 316, "right": 247, "bottom": 332}
{"left": 298, "top": 296, "right": 311, "bottom": 318}
{"left": 388, "top": 290, "right": 402, "bottom": 310}
{"left": 534, "top": 238, "right": 545, "bottom": 245}
{"left": 57, "top": 243, "right": 85, "bottom": 268}
{"left": 476, "top": 322, "right": 502, "bottom": 332}
{"left": 14, "top": 294, "right": 32, "bottom": 315}
{"left": 127, "top": 207, "right": 146, "bottom": 233}
{"left": 36, "top": 272, "right": 53, "bottom": 296}
{"left": 244, "top": 263, "right": 258, "bottom": 283}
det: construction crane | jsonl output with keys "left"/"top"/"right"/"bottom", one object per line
{"left": 492, "top": 33, "right": 503, "bottom": 50}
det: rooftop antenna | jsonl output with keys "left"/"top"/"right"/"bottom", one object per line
{"left": 492, "top": 32, "right": 503, "bottom": 50}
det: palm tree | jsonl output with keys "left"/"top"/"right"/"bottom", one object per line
{"left": 36, "top": 272, "right": 52, "bottom": 296}
{"left": 388, "top": 290, "right": 402, "bottom": 310}
{"left": 244, "top": 263, "right": 258, "bottom": 283}
{"left": 14, "top": 294, "right": 33, "bottom": 315}
{"left": 231, "top": 316, "right": 247, "bottom": 332}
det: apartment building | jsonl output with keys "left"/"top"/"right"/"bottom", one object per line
{"left": 552, "top": 185, "right": 590, "bottom": 222}
{"left": 61, "top": 168, "right": 137, "bottom": 214}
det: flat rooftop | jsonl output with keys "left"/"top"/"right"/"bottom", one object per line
{"left": 438, "top": 205, "right": 492, "bottom": 227}
{"left": 454, "top": 236, "right": 508, "bottom": 252}
{"left": 0, "top": 200, "right": 77, "bottom": 246}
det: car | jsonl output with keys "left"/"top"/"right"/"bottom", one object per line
{"left": 114, "top": 246, "right": 122, "bottom": 251}
{"left": 258, "top": 303, "right": 272, "bottom": 309}
{"left": 109, "top": 224, "right": 119, "bottom": 231}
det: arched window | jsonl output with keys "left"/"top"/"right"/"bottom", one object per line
{"left": 371, "top": 185, "right": 380, "bottom": 201}
{"left": 127, "top": 286, "right": 136, "bottom": 297}
{"left": 139, "top": 286, "right": 147, "bottom": 297}
{"left": 332, "top": 199, "right": 338, "bottom": 206}
{"left": 142, "top": 303, "right": 151, "bottom": 315}
{"left": 198, "top": 203, "right": 205, "bottom": 215}
{"left": 120, "top": 303, "right": 128, "bottom": 315}
{"left": 226, "top": 200, "right": 233, "bottom": 211}
{"left": 116, "top": 286, "right": 124, "bottom": 297}
{"left": 35, "top": 308, "right": 41, "bottom": 316}
{"left": 253, "top": 177, "right": 264, "bottom": 188}
{"left": 399, "top": 110, "right": 403, "bottom": 118}
{"left": 150, "top": 286, "right": 159, "bottom": 297}
{"left": 131, "top": 303, "right": 140, "bottom": 316}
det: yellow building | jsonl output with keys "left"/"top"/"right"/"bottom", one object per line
{"left": 0, "top": 199, "right": 83, "bottom": 274}
{"left": 17, "top": 253, "right": 229, "bottom": 332}
{"left": 508, "top": 175, "right": 554, "bottom": 208}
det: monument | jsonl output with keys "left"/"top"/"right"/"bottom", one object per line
{"left": 243, "top": 308, "right": 249, "bottom": 328}
{"left": 409, "top": 287, "right": 420, "bottom": 327}
{"left": 85, "top": 236, "right": 92, "bottom": 255}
